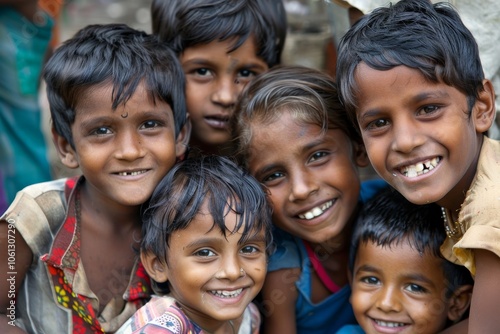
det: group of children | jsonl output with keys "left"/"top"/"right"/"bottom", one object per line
{"left": 0, "top": 0, "right": 498, "bottom": 333}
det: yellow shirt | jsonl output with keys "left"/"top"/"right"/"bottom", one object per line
{"left": 441, "top": 136, "right": 500, "bottom": 276}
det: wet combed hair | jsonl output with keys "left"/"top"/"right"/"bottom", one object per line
{"left": 151, "top": 0, "right": 287, "bottom": 67}
{"left": 336, "top": 0, "right": 485, "bottom": 126}
{"left": 43, "top": 24, "right": 187, "bottom": 148}
{"left": 350, "top": 188, "right": 473, "bottom": 297}
{"left": 234, "top": 65, "right": 361, "bottom": 168}
{"left": 141, "top": 155, "right": 273, "bottom": 265}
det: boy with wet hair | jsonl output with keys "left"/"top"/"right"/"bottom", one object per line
{"left": 336, "top": 0, "right": 498, "bottom": 332}
{"left": 339, "top": 188, "right": 473, "bottom": 334}
{"left": 118, "top": 155, "right": 273, "bottom": 333}
{"left": 151, "top": 0, "right": 287, "bottom": 156}
{"left": 0, "top": 23, "right": 190, "bottom": 333}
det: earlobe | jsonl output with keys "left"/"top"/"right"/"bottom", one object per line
{"left": 175, "top": 116, "right": 192, "bottom": 161}
{"left": 447, "top": 284, "right": 473, "bottom": 322}
{"left": 353, "top": 141, "right": 369, "bottom": 168}
{"left": 473, "top": 79, "right": 496, "bottom": 134}
{"left": 140, "top": 251, "right": 169, "bottom": 283}
{"left": 52, "top": 127, "right": 79, "bottom": 169}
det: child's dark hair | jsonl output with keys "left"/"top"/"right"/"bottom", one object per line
{"left": 234, "top": 65, "right": 361, "bottom": 168}
{"left": 141, "top": 155, "right": 273, "bottom": 289}
{"left": 151, "top": 0, "right": 287, "bottom": 68}
{"left": 350, "top": 188, "right": 473, "bottom": 298}
{"left": 43, "top": 23, "right": 187, "bottom": 148}
{"left": 336, "top": 0, "right": 484, "bottom": 125}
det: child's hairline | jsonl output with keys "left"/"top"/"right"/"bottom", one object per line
{"left": 343, "top": 60, "right": 478, "bottom": 121}
{"left": 179, "top": 33, "right": 268, "bottom": 65}
{"left": 142, "top": 194, "right": 268, "bottom": 264}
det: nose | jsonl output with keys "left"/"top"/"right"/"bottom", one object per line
{"left": 390, "top": 118, "right": 425, "bottom": 154}
{"left": 288, "top": 168, "right": 319, "bottom": 202}
{"left": 375, "top": 286, "right": 403, "bottom": 313}
{"left": 215, "top": 254, "right": 245, "bottom": 281}
{"left": 211, "top": 76, "right": 239, "bottom": 108}
{"left": 114, "top": 129, "right": 145, "bottom": 161}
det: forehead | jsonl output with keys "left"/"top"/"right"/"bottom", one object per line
{"left": 180, "top": 36, "right": 268, "bottom": 69}
{"left": 355, "top": 240, "right": 445, "bottom": 281}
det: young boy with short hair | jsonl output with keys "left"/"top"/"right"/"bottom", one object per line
{"left": 151, "top": 0, "right": 287, "bottom": 156}
{"left": 338, "top": 188, "right": 473, "bottom": 334}
{"left": 336, "top": 0, "right": 499, "bottom": 332}
{"left": 117, "top": 155, "right": 273, "bottom": 334}
{"left": 0, "top": 23, "right": 190, "bottom": 333}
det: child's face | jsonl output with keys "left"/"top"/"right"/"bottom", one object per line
{"left": 155, "top": 203, "right": 267, "bottom": 331}
{"left": 247, "top": 112, "right": 366, "bottom": 244}
{"left": 353, "top": 63, "right": 487, "bottom": 209}
{"left": 57, "top": 82, "right": 188, "bottom": 207}
{"left": 180, "top": 36, "right": 268, "bottom": 153}
{"left": 351, "top": 240, "right": 456, "bottom": 334}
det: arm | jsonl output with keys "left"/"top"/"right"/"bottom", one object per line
{"left": 260, "top": 268, "right": 301, "bottom": 334}
{"left": 467, "top": 249, "right": 500, "bottom": 333}
{"left": 0, "top": 221, "right": 32, "bottom": 334}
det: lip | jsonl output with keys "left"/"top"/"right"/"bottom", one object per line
{"left": 294, "top": 199, "right": 336, "bottom": 225}
{"left": 207, "top": 287, "right": 247, "bottom": 305}
{"left": 370, "top": 317, "right": 410, "bottom": 334}
{"left": 393, "top": 156, "right": 441, "bottom": 179}
{"left": 113, "top": 169, "right": 150, "bottom": 179}
{"left": 204, "top": 113, "right": 231, "bottom": 130}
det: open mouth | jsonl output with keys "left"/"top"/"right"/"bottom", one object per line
{"left": 209, "top": 288, "right": 243, "bottom": 298}
{"left": 117, "top": 170, "right": 148, "bottom": 176}
{"left": 399, "top": 157, "right": 441, "bottom": 178}
{"left": 374, "top": 319, "right": 408, "bottom": 328}
{"left": 298, "top": 200, "right": 333, "bottom": 220}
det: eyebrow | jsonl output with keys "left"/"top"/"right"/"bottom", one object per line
{"left": 184, "top": 231, "right": 266, "bottom": 250}
{"left": 357, "top": 89, "right": 452, "bottom": 122}
{"left": 355, "top": 264, "right": 435, "bottom": 286}
{"left": 253, "top": 135, "right": 329, "bottom": 178}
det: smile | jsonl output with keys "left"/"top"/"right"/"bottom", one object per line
{"left": 209, "top": 288, "right": 243, "bottom": 298}
{"left": 298, "top": 200, "right": 333, "bottom": 220}
{"left": 117, "top": 170, "right": 147, "bottom": 176}
{"left": 399, "top": 157, "right": 441, "bottom": 178}
{"left": 374, "top": 319, "right": 407, "bottom": 328}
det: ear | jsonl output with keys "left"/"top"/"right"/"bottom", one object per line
{"left": 447, "top": 284, "right": 473, "bottom": 323}
{"left": 175, "top": 115, "right": 192, "bottom": 161}
{"left": 140, "top": 251, "right": 169, "bottom": 283}
{"left": 51, "top": 127, "right": 79, "bottom": 169}
{"left": 473, "top": 79, "right": 496, "bottom": 134}
{"left": 353, "top": 141, "right": 369, "bottom": 168}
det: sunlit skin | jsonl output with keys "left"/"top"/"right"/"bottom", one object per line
{"left": 247, "top": 112, "right": 367, "bottom": 246}
{"left": 55, "top": 82, "right": 188, "bottom": 210}
{"left": 353, "top": 63, "right": 491, "bottom": 213}
{"left": 180, "top": 36, "right": 268, "bottom": 155}
{"left": 144, "top": 203, "right": 267, "bottom": 333}
{"left": 351, "top": 241, "right": 466, "bottom": 334}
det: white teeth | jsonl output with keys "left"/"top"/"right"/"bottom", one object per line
{"left": 401, "top": 157, "right": 440, "bottom": 178}
{"left": 375, "top": 320, "right": 406, "bottom": 328}
{"left": 118, "top": 170, "right": 146, "bottom": 176}
{"left": 210, "top": 288, "right": 243, "bottom": 298}
{"left": 298, "top": 201, "right": 333, "bottom": 220}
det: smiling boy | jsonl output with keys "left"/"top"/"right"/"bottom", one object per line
{"left": 0, "top": 24, "right": 189, "bottom": 333}
{"left": 336, "top": 0, "right": 499, "bottom": 332}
